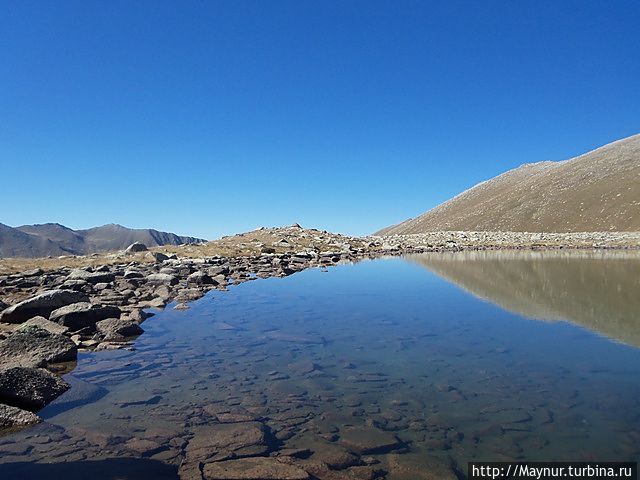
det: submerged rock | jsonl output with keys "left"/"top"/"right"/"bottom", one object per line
{"left": 0, "top": 326, "right": 77, "bottom": 368}
{"left": 0, "top": 289, "right": 89, "bottom": 324}
{"left": 0, "top": 366, "right": 70, "bottom": 410}
{"left": 339, "top": 426, "right": 403, "bottom": 454}
{"left": 185, "top": 422, "right": 270, "bottom": 463}
{"left": 202, "top": 457, "right": 309, "bottom": 480}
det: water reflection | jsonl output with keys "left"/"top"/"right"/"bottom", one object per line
{"left": 408, "top": 250, "right": 640, "bottom": 347}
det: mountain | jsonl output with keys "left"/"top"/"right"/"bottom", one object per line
{"left": 0, "top": 223, "right": 205, "bottom": 258}
{"left": 377, "top": 134, "right": 640, "bottom": 235}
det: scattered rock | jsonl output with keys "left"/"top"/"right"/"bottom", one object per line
{"left": 96, "top": 318, "right": 144, "bottom": 340}
{"left": 67, "top": 269, "right": 115, "bottom": 284}
{"left": 0, "top": 366, "right": 70, "bottom": 410}
{"left": 0, "top": 289, "right": 89, "bottom": 324}
{"left": 22, "top": 317, "right": 69, "bottom": 335}
{"left": 151, "top": 252, "right": 170, "bottom": 263}
{"left": 49, "top": 302, "right": 121, "bottom": 331}
{"left": 125, "top": 242, "right": 148, "bottom": 253}
{"left": 0, "top": 403, "right": 42, "bottom": 428}
{"left": 147, "top": 273, "right": 179, "bottom": 286}
{"left": 0, "top": 326, "right": 77, "bottom": 368}
{"left": 340, "top": 427, "right": 402, "bottom": 454}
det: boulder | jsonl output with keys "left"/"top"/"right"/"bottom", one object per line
{"left": 125, "top": 242, "right": 148, "bottom": 253}
{"left": 22, "top": 317, "right": 69, "bottom": 335}
{"left": 202, "top": 457, "right": 310, "bottom": 480}
{"left": 0, "top": 326, "right": 77, "bottom": 368}
{"left": 147, "top": 273, "right": 178, "bottom": 285}
{"left": 68, "top": 269, "right": 115, "bottom": 284}
{"left": 151, "top": 252, "right": 170, "bottom": 263}
{"left": 0, "top": 366, "right": 70, "bottom": 410}
{"left": 96, "top": 318, "right": 144, "bottom": 340}
{"left": 124, "top": 270, "right": 144, "bottom": 279}
{"left": 0, "top": 403, "right": 41, "bottom": 428}
{"left": 0, "top": 289, "right": 89, "bottom": 324}
{"left": 49, "top": 302, "right": 121, "bottom": 331}
{"left": 187, "top": 271, "right": 215, "bottom": 285}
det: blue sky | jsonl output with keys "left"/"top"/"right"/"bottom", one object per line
{"left": 1, "top": 1, "right": 639, "bottom": 239}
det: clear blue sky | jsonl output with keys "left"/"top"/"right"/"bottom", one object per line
{"left": 1, "top": 1, "right": 639, "bottom": 239}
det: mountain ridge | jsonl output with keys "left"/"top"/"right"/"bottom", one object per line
{"left": 0, "top": 223, "right": 205, "bottom": 258}
{"left": 376, "top": 134, "right": 640, "bottom": 235}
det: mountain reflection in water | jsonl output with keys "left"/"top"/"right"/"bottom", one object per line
{"left": 408, "top": 250, "right": 640, "bottom": 347}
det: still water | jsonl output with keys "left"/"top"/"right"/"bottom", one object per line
{"left": 1, "top": 252, "right": 639, "bottom": 479}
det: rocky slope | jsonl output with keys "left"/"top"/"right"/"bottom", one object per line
{"left": 377, "top": 134, "right": 640, "bottom": 235}
{"left": 0, "top": 223, "right": 205, "bottom": 258}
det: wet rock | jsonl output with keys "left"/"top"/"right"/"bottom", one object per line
{"left": 0, "top": 289, "right": 89, "bottom": 324}
{"left": 313, "top": 442, "right": 360, "bottom": 470}
{"left": 96, "top": 318, "right": 144, "bottom": 340}
{"left": 147, "top": 273, "right": 179, "bottom": 286}
{"left": 0, "top": 403, "right": 42, "bottom": 428}
{"left": 0, "top": 366, "right": 70, "bottom": 410}
{"left": 202, "top": 457, "right": 310, "bottom": 480}
{"left": 50, "top": 302, "right": 121, "bottom": 331}
{"left": 22, "top": 316, "right": 69, "bottom": 335}
{"left": 340, "top": 426, "right": 402, "bottom": 454}
{"left": 125, "top": 242, "right": 148, "bottom": 253}
{"left": 125, "top": 437, "right": 164, "bottom": 455}
{"left": 0, "top": 326, "right": 77, "bottom": 368}
{"left": 385, "top": 453, "right": 458, "bottom": 480}
{"left": 186, "top": 422, "right": 270, "bottom": 463}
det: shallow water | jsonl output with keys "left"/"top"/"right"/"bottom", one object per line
{"left": 1, "top": 252, "right": 639, "bottom": 478}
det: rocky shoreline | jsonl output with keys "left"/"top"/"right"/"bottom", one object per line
{"left": 0, "top": 226, "right": 639, "bottom": 431}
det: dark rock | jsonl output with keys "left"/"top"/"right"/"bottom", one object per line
{"left": 187, "top": 271, "right": 215, "bottom": 285}
{"left": 50, "top": 302, "right": 121, "bottom": 331}
{"left": 147, "top": 273, "right": 178, "bottom": 285}
{"left": 0, "top": 403, "right": 42, "bottom": 428}
{"left": 96, "top": 318, "right": 144, "bottom": 340}
{"left": 68, "top": 269, "right": 115, "bottom": 284}
{"left": 151, "top": 252, "right": 170, "bottom": 263}
{"left": 22, "top": 317, "right": 69, "bottom": 335}
{"left": 0, "top": 326, "right": 77, "bottom": 368}
{"left": 125, "top": 242, "right": 148, "bottom": 253}
{"left": 0, "top": 289, "right": 89, "bottom": 324}
{"left": 0, "top": 366, "right": 70, "bottom": 410}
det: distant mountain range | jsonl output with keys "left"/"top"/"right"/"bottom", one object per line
{"left": 0, "top": 223, "right": 205, "bottom": 258}
{"left": 377, "top": 134, "right": 640, "bottom": 235}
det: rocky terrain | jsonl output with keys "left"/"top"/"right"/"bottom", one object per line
{"left": 377, "top": 134, "right": 640, "bottom": 235}
{"left": 0, "top": 223, "right": 204, "bottom": 258}
{"left": 0, "top": 225, "right": 639, "bottom": 478}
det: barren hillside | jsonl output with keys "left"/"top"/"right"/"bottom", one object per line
{"left": 377, "top": 134, "right": 640, "bottom": 234}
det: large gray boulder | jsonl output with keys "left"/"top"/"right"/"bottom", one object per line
{"left": 96, "top": 318, "right": 144, "bottom": 341}
{"left": 49, "top": 302, "right": 121, "bottom": 331}
{"left": 67, "top": 269, "right": 115, "bottom": 284}
{"left": 0, "top": 289, "right": 89, "bottom": 324}
{"left": 0, "top": 326, "right": 77, "bottom": 369}
{"left": 125, "top": 242, "right": 148, "bottom": 253}
{"left": 22, "top": 316, "right": 69, "bottom": 335}
{"left": 187, "top": 271, "right": 216, "bottom": 285}
{"left": 146, "top": 273, "right": 178, "bottom": 285}
{"left": 0, "top": 403, "right": 41, "bottom": 428}
{"left": 0, "top": 366, "right": 70, "bottom": 410}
